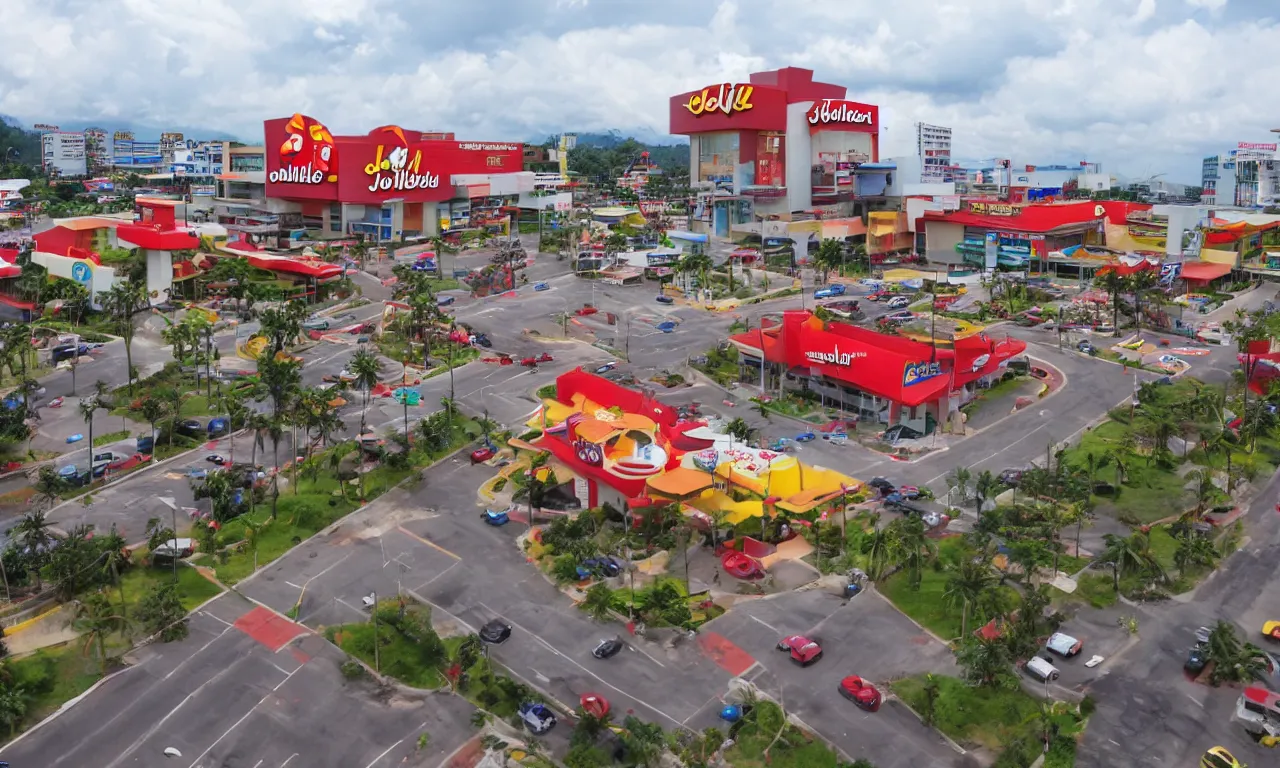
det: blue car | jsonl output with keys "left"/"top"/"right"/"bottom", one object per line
{"left": 410, "top": 261, "right": 433, "bottom": 272}
{"left": 533, "top": 281, "right": 549, "bottom": 291}
{"left": 657, "top": 321, "right": 677, "bottom": 333}
{"left": 483, "top": 509, "right": 509, "bottom": 526}
{"left": 437, "top": 295, "right": 455, "bottom": 306}
{"left": 518, "top": 702, "right": 557, "bottom": 734}
{"left": 814, "top": 284, "right": 847, "bottom": 299}
{"left": 794, "top": 431, "right": 816, "bottom": 442}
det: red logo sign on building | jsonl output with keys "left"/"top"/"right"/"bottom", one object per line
{"left": 806, "top": 100, "right": 878, "bottom": 133}
{"left": 271, "top": 113, "right": 338, "bottom": 185}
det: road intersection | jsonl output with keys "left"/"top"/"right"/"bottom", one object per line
{"left": 3, "top": 254, "right": 1276, "bottom": 767}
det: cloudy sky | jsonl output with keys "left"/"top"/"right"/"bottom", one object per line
{"left": 3, "top": 0, "right": 1277, "bottom": 182}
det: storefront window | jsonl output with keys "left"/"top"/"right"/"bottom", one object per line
{"left": 756, "top": 133, "right": 785, "bottom": 187}
{"left": 698, "top": 133, "right": 738, "bottom": 187}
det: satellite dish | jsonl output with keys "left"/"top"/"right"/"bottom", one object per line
{"left": 164, "top": 747, "right": 183, "bottom": 758}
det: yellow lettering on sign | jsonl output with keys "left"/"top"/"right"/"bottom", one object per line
{"left": 683, "top": 84, "right": 755, "bottom": 117}
{"left": 364, "top": 146, "right": 385, "bottom": 176}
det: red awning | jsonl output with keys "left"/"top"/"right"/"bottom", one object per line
{"left": 1179, "top": 261, "right": 1232, "bottom": 282}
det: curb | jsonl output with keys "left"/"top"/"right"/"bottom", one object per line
{"left": 3, "top": 605, "right": 61, "bottom": 636}
{"left": 0, "top": 663, "right": 140, "bottom": 751}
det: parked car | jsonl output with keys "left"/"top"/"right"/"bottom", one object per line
{"left": 1046, "top": 632, "right": 1083, "bottom": 658}
{"left": 999, "top": 469, "right": 1024, "bottom": 487}
{"left": 1264, "top": 621, "right": 1280, "bottom": 641}
{"left": 595, "top": 362, "right": 617, "bottom": 374}
{"left": 437, "top": 295, "right": 455, "bottom": 306}
{"left": 1186, "top": 646, "right": 1209, "bottom": 674}
{"left": 1025, "top": 656, "right": 1061, "bottom": 682}
{"left": 777, "top": 635, "right": 823, "bottom": 666}
{"left": 866, "top": 477, "right": 895, "bottom": 495}
{"left": 206, "top": 454, "right": 227, "bottom": 465}
{"left": 473, "top": 333, "right": 492, "bottom": 348}
{"left": 470, "top": 445, "right": 496, "bottom": 464}
{"left": 794, "top": 431, "right": 816, "bottom": 442}
{"left": 592, "top": 638, "right": 624, "bottom": 659}
{"left": 533, "top": 281, "right": 549, "bottom": 291}
{"left": 480, "top": 620, "right": 512, "bottom": 644}
{"left": 518, "top": 702, "right": 557, "bottom": 734}
{"left": 838, "top": 675, "right": 881, "bottom": 712}
{"left": 881, "top": 424, "right": 923, "bottom": 442}
{"left": 1077, "top": 340, "right": 1098, "bottom": 355}
{"left": 655, "top": 295, "right": 674, "bottom": 304}
{"left": 813, "top": 284, "right": 847, "bottom": 299}
{"left": 575, "top": 306, "right": 599, "bottom": 316}
{"left": 886, "top": 295, "right": 911, "bottom": 309}
{"left": 867, "top": 290, "right": 894, "bottom": 302}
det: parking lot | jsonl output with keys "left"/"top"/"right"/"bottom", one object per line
{"left": 704, "top": 589, "right": 967, "bottom": 768}
{"left": 0, "top": 591, "right": 474, "bottom": 768}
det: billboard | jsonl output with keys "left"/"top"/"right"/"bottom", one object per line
{"left": 669, "top": 83, "right": 788, "bottom": 134}
{"left": 263, "top": 115, "right": 523, "bottom": 204}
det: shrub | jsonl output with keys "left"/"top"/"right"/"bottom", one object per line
{"left": 552, "top": 553, "right": 580, "bottom": 582}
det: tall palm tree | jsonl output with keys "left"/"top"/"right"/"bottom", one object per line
{"left": 946, "top": 465, "right": 973, "bottom": 508}
{"left": 1126, "top": 269, "right": 1158, "bottom": 333}
{"left": 13, "top": 508, "right": 55, "bottom": 589}
{"left": 944, "top": 556, "right": 997, "bottom": 638}
{"left": 267, "top": 417, "right": 285, "bottom": 519}
{"left": 1204, "top": 620, "right": 1266, "bottom": 685}
{"left": 1099, "top": 530, "right": 1166, "bottom": 593}
{"left": 102, "top": 278, "right": 147, "bottom": 394}
{"left": 348, "top": 349, "right": 381, "bottom": 437}
{"left": 888, "top": 516, "right": 935, "bottom": 590}
{"left": 71, "top": 591, "right": 128, "bottom": 673}
{"left": 98, "top": 524, "right": 130, "bottom": 616}
{"left": 973, "top": 470, "right": 999, "bottom": 516}
{"left": 1096, "top": 270, "right": 1127, "bottom": 336}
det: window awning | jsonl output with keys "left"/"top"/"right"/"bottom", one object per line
{"left": 1179, "top": 261, "right": 1233, "bottom": 282}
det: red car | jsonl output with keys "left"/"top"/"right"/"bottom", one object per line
{"left": 520, "top": 356, "right": 538, "bottom": 367}
{"left": 470, "top": 446, "right": 496, "bottom": 464}
{"left": 839, "top": 675, "right": 881, "bottom": 712}
{"left": 868, "top": 290, "right": 893, "bottom": 302}
{"left": 777, "top": 635, "right": 823, "bottom": 666}
{"left": 575, "top": 306, "right": 599, "bottom": 317}
{"left": 537, "top": 352, "right": 553, "bottom": 363}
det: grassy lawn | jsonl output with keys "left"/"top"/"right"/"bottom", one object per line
{"left": 180, "top": 394, "right": 212, "bottom": 417}
{"left": 2, "top": 643, "right": 103, "bottom": 743}
{"left": 92, "top": 429, "right": 131, "bottom": 447}
{"left": 328, "top": 620, "right": 447, "bottom": 690}
{"left": 961, "top": 374, "right": 1030, "bottom": 414}
{"left": 1058, "top": 572, "right": 1119, "bottom": 609}
{"left": 722, "top": 700, "right": 843, "bottom": 768}
{"left": 116, "top": 563, "right": 223, "bottom": 615}
{"left": 892, "top": 674, "right": 1084, "bottom": 767}
{"left": 1060, "top": 420, "right": 1188, "bottom": 525}
{"left": 880, "top": 537, "right": 1018, "bottom": 641}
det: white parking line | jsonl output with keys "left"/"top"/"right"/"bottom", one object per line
{"left": 361, "top": 739, "right": 403, "bottom": 768}
{"left": 748, "top": 615, "right": 779, "bottom": 633}
{"left": 187, "top": 668, "right": 298, "bottom": 768}
{"left": 279, "top": 755, "right": 299, "bottom": 768}
{"left": 163, "top": 626, "right": 232, "bottom": 681}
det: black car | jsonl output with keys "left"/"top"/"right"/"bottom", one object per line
{"left": 592, "top": 638, "right": 623, "bottom": 659}
{"left": 473, "top": 333, "right": 493, "bottom": 348}
{"left": 480, "top": 619, "right": 511, "bottom": 644}
{"left": 867, "top": 477, "right": 895, "bottom": 496}
{"left": 178, "top": 418, "right": 203, "bottom": 436}
{"left": 1185, "top": 646, "right": 1208, "bottom": 674}
{"left": 882, "top": 424, "right": 923, "bottom": 443}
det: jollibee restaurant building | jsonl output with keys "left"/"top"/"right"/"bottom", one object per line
{"left": 730, "top": 311, "right": 1027, "bottom": 435}
{"left": 262, "top": 114, "right": 526, "bottom": 241}
{"left": 669, "top": 67, "right": 886, "bottom": 236}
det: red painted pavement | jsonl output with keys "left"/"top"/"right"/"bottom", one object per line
{"left": 234, "top": 606, "right": 309, "bottom": 652}
{"left": 697, "top": 631, "right": 755, "bottom": 677}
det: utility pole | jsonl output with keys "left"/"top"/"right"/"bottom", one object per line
{"left": 371, "top": 590, "right": 380, "bottom": 673}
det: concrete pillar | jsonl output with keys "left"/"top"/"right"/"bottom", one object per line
{"left": 145, "top": 248, "right": 173, "bottom": 306}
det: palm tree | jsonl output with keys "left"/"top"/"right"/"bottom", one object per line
{"left": 973, "top": 470, "right": 999, "bottom": 516}
{"left": 1098, "top": 530, "right": 1166, "bottom": 593}
{"left": 888, "top": 515, "right": 935, "bottom": 590}
{"left": 348, "top": 349, "right": 381, "bottom": 437}
{"left": 78, "top": 397, "right": 99, "bottom": 470}
{"left": 1096, "top": 269, "right": 1127, "bottom": 336}
{"left": 98, "top": 524, "right": 130, "bottom": 616}
{"left": 956, "top": 635, "right": 1014, "bottom": 687}
{"left": 102, "top": 278, "right": 147, "bottom": 394}
{"left": 813, "top": 237, "right": 844, "bottom": 284}
{"left": 725, "top": 417, "right": 753, "bottom": 442}
{"left": 139, "top": 396, "right": 167, "bottom": 449}
{"left": 71, "top": 591, "right": 128, "bottom": 673}
{"left": 267, "top": 418, "right": 285, "bottom": 519}
{"left": 1172, "top": 530, "right": 1218, "bottom": 578}
{"left": 946, "top": 466, "right": 972, "bottom": 508}
{"left": 13, "top": 508, "right": 55, "bottom": 589}
{"left": 1126, "top": 270, "right": 1158, "bottom": 332}
{"left": 1204, "top": 620, "right": 1266, "bottom": 685}
{"left": 0, "top": 680, "right": 27, "bottom": 736}
{"left": 944, "top": 555, "right": 997, "bottom": 637}
{"left": 580, "top": 582, "right": 615, "bottom": 620}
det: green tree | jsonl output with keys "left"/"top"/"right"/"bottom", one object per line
{"left": 102, "top": 278, "right": 147, "bottom": 394}
{"left": 580, "top": 582, "right": 616, "bottom": 621}
{"left": 813, "top": 237, "right": 845, "bottom": 283}
{"left": 348, "top": 348, "right": 381, "bottom": 437}
{"left": 139, "top": 396, "right": 167, "bottom": 448}
{"left": 0, "top": 679, "right": 27, "bottom": 735}
{"left": 973, "top": 470, "right": 999, "bottom": 516}
{"left": 1204, "top": 620, "right": 1266, "bottom": 686}
{"left": 946, "top": 465, "right": 973, "bottom": 508}
{"left": 1172, "top": 530, "right": 1218, "bottom": 578}
{"left": 97, "top": 524, "right": 131, "bottom": 616}
{"left": 1099, "top": 530, "right": 1166, "bottom": 593}
{"left": 71, "top": 591, "right": 128, "bottom": 672}
{"left": 887, "top": 515, "right": 935, "bottom": 590}
{"left": 13, "top": 508, "right": 56, "bottom": 589}
{"left": 944, "top": 555, "right": 997, "bottom": 638}
{"left": 1095, "top": 269, "right": 1128, "bottom": 336}
{"left": 724, "top": 417, "right": 753, "bottom": 443}
{"left": 134, "top": 580, "right": 190, "bottom": 642}
{"left": 955, "top": 635, "right": 1014, "bottom": 687}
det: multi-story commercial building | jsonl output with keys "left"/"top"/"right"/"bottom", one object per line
{"left": 1202, "top": 143, "right": 1276, "bottom": 207}
{"left": 110, "top": 131, "right": 163, "bottom": 170}
{"left": 916, "top": 123, "right": 953, "bottom": 183}
{"left": 669, "top": 67, "right": 890, "bottom": 235}
{"left": 40, "top": 129, "right": 87, "bottom": 177}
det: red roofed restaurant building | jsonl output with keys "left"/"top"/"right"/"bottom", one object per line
{"left": 919, "top": 200, "right": 1111, "bottom": 269}
{"left": 670, "top": 68, "right": 888, "bottom": 236}
{"left": 730, "top": 311, "right": 1026, "bottom": 436}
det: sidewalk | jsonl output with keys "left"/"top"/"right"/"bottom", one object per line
{"left": 5, "top": 605, "right": 77, "bottom": 656}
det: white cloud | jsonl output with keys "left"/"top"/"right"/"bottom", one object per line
{"left": 1, "top": 0, "right": 1273, "bottom": 181}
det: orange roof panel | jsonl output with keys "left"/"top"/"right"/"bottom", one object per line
{"left": 646, "top": 467, "right": 714, "bottom": 497}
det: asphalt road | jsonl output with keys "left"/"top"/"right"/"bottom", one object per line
{"left": 0, "top": 590, "right": 474, "bottom": 768}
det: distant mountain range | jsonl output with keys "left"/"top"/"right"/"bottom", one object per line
{"left": 1, "top": 114, "right": 243, "bottom": 141}
{"left": 531, "top": 129, "right": 688, "bottom": 148}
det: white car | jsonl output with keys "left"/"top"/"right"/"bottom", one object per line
{"left": 886, "top": 296, "right": 911, "bottom": 309}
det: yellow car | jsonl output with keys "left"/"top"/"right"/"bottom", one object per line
{"left": 1264, "top": 621, "right": 1280, "bottom": 641}
{"left": 1201, "top": 746, "right": 1245, "bottom": 768}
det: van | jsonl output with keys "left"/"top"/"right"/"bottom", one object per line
{"left": 1025, "top": 656, "right": 1060, "bottom": 682}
